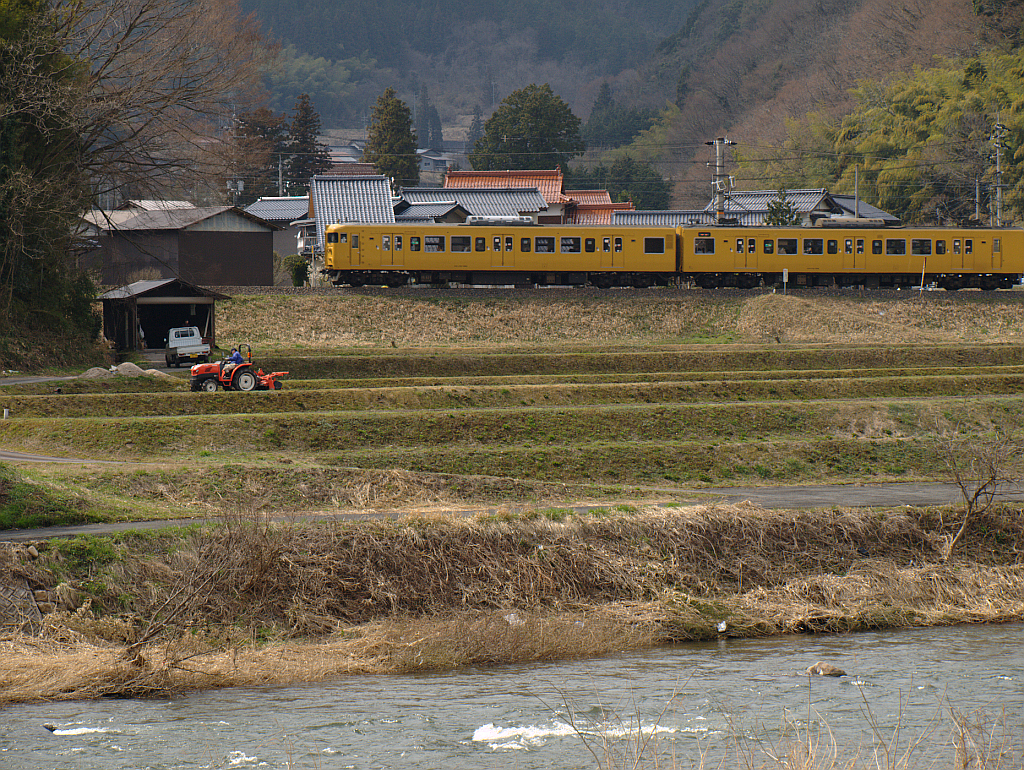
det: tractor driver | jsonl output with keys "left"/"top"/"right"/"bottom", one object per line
{"left": 224, "top": 347, "right": 244, "bottom": 375}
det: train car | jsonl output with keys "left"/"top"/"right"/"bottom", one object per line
{"left": 323, "top": 218, "right": 679, "bottom": 288}
{"left": 678, "top": 221, "right": 1024, "bottom": 290}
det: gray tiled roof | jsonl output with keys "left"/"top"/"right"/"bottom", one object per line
{"left": 97, "top": 278, "right": 229, "bottom": 301}
{"left": 310, "top": 175, "right": 394, "bottom": 253}
{"left": 394, "top": 201, "right": 462, "bottom": 220}
{"left": 613, "top": 210, "right": 713, "bottom": 226}
{"left": 245, "top": 196, "right": 309, "bottom": 223}
{"left": 399, "top": 187, "right": 547, "bottom": 217}
{"left": 830, "top": 194, "right": 901, "bottom": 224}
{"left": 712, "top": 189, "right": 833, "bottom": 216}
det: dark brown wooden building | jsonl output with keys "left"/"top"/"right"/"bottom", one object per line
{"left": 82, "top": 206, "right": 278, "bottom": 286}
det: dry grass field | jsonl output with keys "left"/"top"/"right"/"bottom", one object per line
{"left": 2, "top": 287, "right": 1024, "bottom": 703}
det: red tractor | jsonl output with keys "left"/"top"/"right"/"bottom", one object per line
{"left": 189, "top": 344, "right": 287, "bottom": 392}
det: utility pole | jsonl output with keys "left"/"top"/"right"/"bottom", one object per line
{"left": 705, "top": 137, "right": 736, "bottom": 222}
{"left": 992, "top": 120, "right": 1007, "bottom": 227}
{"left": 279, "top": 155, "right": 284, "bottom": 196}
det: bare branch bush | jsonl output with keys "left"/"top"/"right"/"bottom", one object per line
{"left": 936, "top": 416, "right": 1021, "bottom": 561}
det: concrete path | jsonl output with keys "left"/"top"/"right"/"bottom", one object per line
{"left": 3, "top": 480, "right": 1022, "bottom": 542}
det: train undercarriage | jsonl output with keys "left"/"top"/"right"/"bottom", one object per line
{"left": 325, "top": 269, "right": 1019, "bottom": 290}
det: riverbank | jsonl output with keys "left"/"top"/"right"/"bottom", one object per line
{"left": 2, "top": 501, "right": 1023, "bottom": 704}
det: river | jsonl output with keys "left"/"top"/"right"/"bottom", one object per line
{"left": 2, "top": 623, "right": 1022, "bottom": 769}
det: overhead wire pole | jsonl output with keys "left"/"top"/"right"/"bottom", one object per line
{"left": 705, "top": 137, "right": 736, "bottom": 223}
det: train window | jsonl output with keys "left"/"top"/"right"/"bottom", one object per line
{"left": 644, "top": 237, "right": 666, "bottom": 254}
{"left": 535, "top": 237, "right": 555, "bottom": 253}
{"left": 493, "top": 236, "right": 501, "bottom": 251}
{"left": 827, "top": 240, "right": 838, "bottom": 255}
{"left": 340, "top": 234, "right": 347, "bottom": 244}
{"left": 736, "top": 239, "right": 744, "bottom": 253}
{"left": 394, "top": 236, "right": 402, "bottom": 251}
{"left": 803, "top": 239, "right": 824, "bottom": 255}
{"left": 763, "top": 240, "right": 774, "bottom": 254}
{"left": 327, "top": 232, "right": 339, "bottom": 244}
{"left": 561, "top": 237, "right": 582, "bottom": 253}
{"left": 603, "top": 237, "right": 611, "bottom": 252}
{"left": 475, "top": 237, "right": 486, "bottom": 252}
{"left": 936, "top": 240, "right": 946, "bottom": 255}
{"left": 777, "top": 238, "right": 797, "bottom": 255}
{"left": 451, "top": 236, "right": 471, "bottom": 252}
{"left": 585, "top": 238, "right": 596, "bottom": 252}
{"left": 857, "top": 239, "right": 864, "bottom": 254}
{"left": 694, "top": 238, "right": 715, "bottom": 254}
{"left": 872, "top": 240, "right": 883, "bottom": 254}
{"left": 505, "top": 237, "right": 513, "bottom": 251}
{"left": 911, "top": 239, "right": 931, "bottom": 255}
{"left": 995, "top": 238, "right": 1001, "bottom": 252}
{"left": 886, "top": 239, "right": 906, "bottom": 255}
{"left": 521, "top": 238, "right": 531, "bottom": 252}
{"left": 953, "top": 239, "right": 961, "bottom": 254}
{"left": 965, "top": 239, "right": 973, "bottom": 254}
{"left": 382, "top": 235, "right": 390, "bottom": 251}
{"left": 410, "top": 237, "right": 420, "bottom": 251}
{"left": 844, "top": 239, "right": 852, "bottom": 254}
{"left": 748, "top": 238, "right": 756, "bottom": 253}
{"left": 424, "top": 235, "right": 444, "bottom": 252}
{"left": 614, "top": 237, "right": 623, "bottom": 252}
{"left": 352, "top": 235, "right": 359, "bottom": 248}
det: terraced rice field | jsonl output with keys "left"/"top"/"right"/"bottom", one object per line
{"left": 2, "top": 342, "right": 1024, "bottom": 523}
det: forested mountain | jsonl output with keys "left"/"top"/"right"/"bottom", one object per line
{"left": 241, "top": 0, "right": 696, "bottom": 125}
{"left": 241, "top": 0, "right": 1024, "bottom": 218}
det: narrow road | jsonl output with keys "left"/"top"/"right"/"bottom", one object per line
{"left": 2, "top": 479, "right": 1023, "bottom": 542}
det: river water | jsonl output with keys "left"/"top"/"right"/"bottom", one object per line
{"left": 2, "top": 623, "right": 1022, "bottom": 769}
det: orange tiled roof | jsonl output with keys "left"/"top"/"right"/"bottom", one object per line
{"left": 444, "top": 169, "right": 565, "bottom": 206}
{"left": 565, "top": 190, "right": 613, "bottom": 205}
{"left": 568, "top": 200, "right": 635, "bottom": 225}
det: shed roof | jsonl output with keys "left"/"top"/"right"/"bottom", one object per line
{"left": 612, "top": 210, "right": 711, "bottom": 226}
{"left": 565, "top": 190, "right": 613, "bottom": 205}
{"left": 97, "top": 278, "right": 229, "bottom": 301}
{"left": 84, "top": 206, "right": 277, "bottom": 232}
{"left": 400, "top": 186, "right": 547, "bottom": 217}
{"left": 444, "top": 169, "right": 565, "bottom": 206}
{"left": 712, "top": 189, "right": 834, "bottom": 216}
{"left": 117, "top": 200, "right": 196, "bottom": 211}
{"left": 309, "top": 174, "right": 395, "bottom": 253}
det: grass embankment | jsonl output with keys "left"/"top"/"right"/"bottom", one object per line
{"left": 2, "top": 290, "right": 1024, "bottom": 703}
{"left": 2, "top": 502, "right": 1023, "bottom": 703}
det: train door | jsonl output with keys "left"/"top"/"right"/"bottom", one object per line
{"left": 841, "top": 238, "right": 865, "bottom": 269}
{"left": 492, "top": 234, "right": 515, "bottom": 267}
{"left": 381, "top": 233, "right": 404, "bottom": 266}
{"left": 350, "top": 233, "right": 362, "bottom": 267}
{"left": 990, "top": 237, "right": 1002, "bottom": 271}
{"left": 600, "top": 235, "right": 623, "bottom": 268}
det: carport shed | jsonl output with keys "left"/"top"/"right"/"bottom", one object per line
{"left": 99, "top": 279, "right": 229, "bottom": 352}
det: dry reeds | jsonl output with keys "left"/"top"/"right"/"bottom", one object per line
{"left": 4, "top": 502, "right": 1024, "bottom": 703}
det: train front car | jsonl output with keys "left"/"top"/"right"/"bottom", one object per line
{"left": 678, "top": 222, "right": 1024, "bottom": 290}
{"left": 323, "top": 219, "right": 679, "bottom": 288}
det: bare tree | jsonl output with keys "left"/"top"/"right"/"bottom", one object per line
{"left": 61, "top": 0, "right": 270, "bottom": 204}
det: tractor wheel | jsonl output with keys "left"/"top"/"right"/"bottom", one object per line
{"left": 201, "top": 379, "right": 218, "bottom": 392}
{"left": 234, "top": 371, "right": 256, "bottom": 392}
{"left": 273, "top": 380, "right": 283, "bottom": 390}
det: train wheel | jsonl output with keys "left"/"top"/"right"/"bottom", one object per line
{"left": 592, "top": 275, "right": 613, "bottom": 289}
{"left": 349, "top": 274, "right": 366, "bottom": 287}
{"left": 386, "top": 274, "right": 408, "bottom": 288}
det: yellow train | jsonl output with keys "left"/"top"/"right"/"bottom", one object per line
{"left": 323, "top": 218, "right": 1024, "bottom": 290}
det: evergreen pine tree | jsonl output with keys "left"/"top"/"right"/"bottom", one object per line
{"left": 415, "top": 85, "right": 430, "bottom": 149}
{"left": 764, "top": 189, "right": 803, "bottom": 225}
{"left": 286, "top": 93, "right": 331, "bottom": 195}
{"left": 470, "top": 84, "right": 584, "bottom": 171}
{"left": 234, "top": 107, "right": 289, "bottom": 204}
{"left": 467, "top": 105, "right": 484, "bottom": 147}
{"left": 428, "top": 105, "right": 443, "bottom": 150}
{"left": 363, "top": 88, "right": 419, "bottom": 190}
